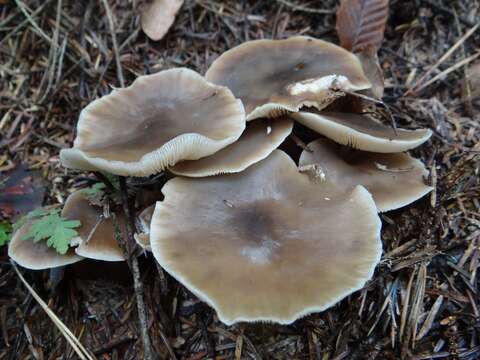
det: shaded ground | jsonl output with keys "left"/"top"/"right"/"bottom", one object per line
{"left": 1, "top": 0, "right": 479, "bottom": 359}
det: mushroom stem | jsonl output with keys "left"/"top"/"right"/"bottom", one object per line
{"left": 93, "top": 171, "right": 116, "bottom": 193}
{"left": 118, "top": 177, "right": 155, "bottom": 360}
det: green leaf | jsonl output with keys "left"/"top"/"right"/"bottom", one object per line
{"left": 0, "top": 221, "right": 12, "bottom": 246}
{"left": 21, "top": 210, "right": 81, "bottom": 255}
{"left": 13, "top": 207, "right": 52, "bottom": 232}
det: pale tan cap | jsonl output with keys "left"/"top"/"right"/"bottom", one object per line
{"left": 300, "top": 139, "right": 433, "bottom": 212}
{"left": 60, "top": 68, "right": 245, "bottom": 176}
{"left": 8, "top": 220, "right": 83, "bottom": 270}
{"left": 150, "top": 150, "right": 382, "bottom": 324}
{"left": 205, "top": 36, "right": 371, "bottom": 120}
{"left": 170, "top": 118, "right": 293, "bottom": 177}
{"left": 291, "top": 111, "right": 432, "bottom": 152}
{"left": 62, "top": 191, "right": 125, "bottom": 261}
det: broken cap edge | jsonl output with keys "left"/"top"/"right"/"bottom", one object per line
{"left": 246, "top": 74, "right": 365, "bottom": 121}
{"left": 376, "top": 156, "right": 433, "bottom": 212}
{"left": 150, "top": 183, "right": 382, "bottom": 325}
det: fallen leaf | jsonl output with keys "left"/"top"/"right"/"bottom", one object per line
{"left": 0, "top": 165, "right": 45, "bottom": 221}
{"left": 336, "top": 0, "right": 389, "bottom": 53}
{"left": 141, "top": 0, "right": 184, "bottom": 41}
{"left": 356, "top": 44, "right": 385, "bottom": 98}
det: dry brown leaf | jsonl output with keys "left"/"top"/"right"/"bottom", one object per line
{"left": 356, "top": 44, "right": 385, "bottom": 98}
{"left": 140, "top": 0, "right": 184, "bottom": 41}
{"left": 336, "top": 0, "right": 389, "bottom": 53}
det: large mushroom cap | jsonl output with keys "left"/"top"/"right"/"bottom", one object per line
{"left": 205, "top": 36, "right": 371, "bottom": 120}
{"left": 8, "top": 220, "right": 83, "bottom": 270}
{"left": 60, "top": 68, "right": 245, "bottom": 176}
{"left": 300, "top": 139, "right": 433, "bottom": 212}
{"left": 62, "top": 190, "right": 124, "bottom": 261}
{"left": 291, "top": 111, "right": 432, "bottom": 152}
{"left": 151, "top": 150, "right": 382, "bottom": 325}
{"left": 169, "top": 118, "right": 293, "bottom": 177}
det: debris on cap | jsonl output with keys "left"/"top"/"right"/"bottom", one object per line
{"left": 62, "top": 191, "right": 125, "bottom": 261}
{"left": 290, "top": 111, "right": 432, "bottom": 152}
{"left": 300, "top": 138, "right": 433, "bottom": 212}
{"left": 150, "top": 150, "right": 382, "bottom": 324}
{"left": 206, "top": 36, "right": 371, "bottom": 120}
{"left": 60, "top": 68, "right": 245, "bottom": 177}
{"left": 8, "top": 220, "right": 83, "bottom": 270}
{"left": 170, "top": 117, "right": 293, "bottom": 177}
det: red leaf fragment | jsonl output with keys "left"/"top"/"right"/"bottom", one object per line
{"left": 0, "top": 165, "right": 45, "bottom": 221}
{"left": 336, "top": 0, "right": 389, "bottom": 53}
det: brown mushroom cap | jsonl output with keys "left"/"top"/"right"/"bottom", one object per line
{"left": 205, "top": 36, "right": 371, "bottom": 120}
{"left": 60, "top": 68, "right": 245, "bottom": 176}
{"left": 62, "top": 191, "right": 124, "bottom": 261}
{"left": 141, "top": 0, "right": 184, "bottom": 41}
{"left": 291, "top": 111, "right": 432, "bottom": 152}
{"left": 170, "top": 118, "right": 293, "bottom": 177}
{"left": 299, "top": 139, "right": 433, "bottom": 212}
{"left": 150, "top": 150, "right": 382, "bottom": 324}
{"left": 8, "top": 220, "right": 83, "bottom": 270}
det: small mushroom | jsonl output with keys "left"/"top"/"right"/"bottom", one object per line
{"left": 299, "top": 139, "right": 433, "bottom": 212}
{"left": 150, "top": 150, "right": 382, "bottom": 324}
{"left": 290, "top": 111, "right": 432, "bottom": 152}
{"left": 62, "top": 191, "right": 125, "bottom": 261}
{"left": 205, "top": 36, "right": 371, "bottom": 120}
{"left": 134, "top": 205, "right": 154, "bottom": 251}
{"left": 170, "top": 118, "right": 293, "bottom": 177}
{"left": 60, "top": 68, "right": 245, "bottom": 176}
{"left": 8, "top": 220, "right": 83, "bottom": 270}
{"left": 140, "top": 0, "right": 184, "bottom": 41}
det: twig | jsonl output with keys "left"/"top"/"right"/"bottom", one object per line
{"left": 11, "top": 261, "right": 95, "bottom": 360}
{"left": 38, "top": 0, "right": 62, "bottom": 103}
{"left": 93, "top": 335, "right": 137, "bottom": 355}
{"left": 93, "top": 171, "right": 115, "bottom": 193}
{"left": 413, "top": 51, "right": 480, "bottom": 94}
{"left": 0, "top": 0, "right": 54, "bottom": 46}
{"left": 342, "top": 89, "right": 397, "bottom": 134}
{"left": 421, "top": 0, "right": 475, "bottom": 27}
{"left": 14, "top": 0, "right": 54, "bottom": 44}
{"left": 275, "top": 0, "right": 334, "bottom": 14}
{"left": 404, "top": 23, "right": 479, "bottom": 96}
{"left": 119, "top": 177, "right": 155, "bottom": 360}
{"left": 101, "top": 0, "right": 125, "bottom": 87}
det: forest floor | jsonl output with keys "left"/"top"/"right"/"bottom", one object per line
{"left": 0, "top": 0, "right": 479, "bottom": 359}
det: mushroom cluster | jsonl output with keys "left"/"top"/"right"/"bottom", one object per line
{"left": 10, "top": 36, "right": 433, "bottom": 325}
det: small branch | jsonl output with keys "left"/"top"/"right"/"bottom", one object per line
{"left": 118, "top": 177, "right": 155, "bottom": 360}
{"left": 101, "top": 0, "right": 125, "bottom": 88}
{"left": 93, "top": 171, "right": 115, "bottom": 193}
